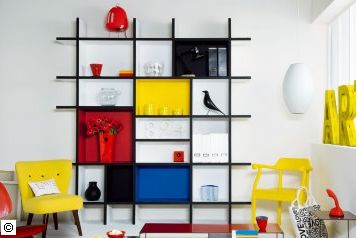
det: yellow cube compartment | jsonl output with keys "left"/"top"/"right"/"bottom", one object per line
{"left": 136, "top": 79, "right": 190, "bottom": 115}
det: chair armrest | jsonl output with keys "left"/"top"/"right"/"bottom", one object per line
{"left": 252, "top": 163, "right": 276, "bottom": 170}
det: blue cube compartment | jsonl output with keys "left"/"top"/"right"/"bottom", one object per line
{"left": 136, "top": 165, "right": 190, "bottom": 202}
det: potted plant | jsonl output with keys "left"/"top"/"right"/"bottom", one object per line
{"left": 87, "top": 117, "right": 123, "bottom": 163}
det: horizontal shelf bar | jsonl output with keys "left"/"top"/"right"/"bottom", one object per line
{"left": 136, "top": 76, "right": 192, "bottom": 80}
{"left": 56, "top": 106, "right": 76, "bottom": 109}
{"left": 56, "top": 37, "right": 76, "bottom": 41}
{"left": 136, "top": 139, "right": 191, "bottom": 142}
{"left": 192, "top": 202, "right": 230, "bottom": 205}
{"left": 192, "top": 163, "right": 229, "bottom": 166}
{"left": 74, "top": 162, "right": 134, "bottom": 166}
{"left": 231, "top": 162, "right": 252, "bottom": 166}
{"left": 136, "top": 163, "right": 190, "bottom": 166}
{"left": 136, "top": 38, "right": 172, "bottom": 41}
{"left": 83, "top": 202, "right": 105, "bottom": 205}
{"left": 230, "top": 37, "right": 252, "bottom": 41}
{"left": 106, "top": 201, "right": 134, "bottom": 204}
{"left": 231, "top": 76, "right": 251, "bottom": 79}
{"left": 135, "top": 115, "right": 190, "bottom": 118}
{"left": 231, "top": 201, "right": 252, "bottom": 205}
{"left": 136, "top": 201, "right": 190, "bottom": 205}
{"left": 192, "top": 115, "right": 229, "bottom": 118}
{"left": 56, "top": 76, "right": 76, "bottom": 80}
{"left": 79, "top": 37, "right": 134, "bottom": 41}
{"left": 79, "top": 76, "right": 133, "bottom": 79}
{"left": 231, "top": 115, "right": 252, "bottom": 118}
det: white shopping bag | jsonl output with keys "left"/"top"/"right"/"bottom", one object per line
{"left": 289, "top": 186, "right": 328, "bottom": 238}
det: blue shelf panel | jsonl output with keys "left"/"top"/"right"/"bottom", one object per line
{"left": 136, "top": 166, "right": 190, "bottom": 202}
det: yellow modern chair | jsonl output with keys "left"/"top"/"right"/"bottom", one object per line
{"left": 251, "top": 157, "right": 312, "bottom": 225}
{"left": 16, "top": 160, "right": 83, "bottom": 236}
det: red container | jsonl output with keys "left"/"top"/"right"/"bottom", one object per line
{"left": 256, "top": 216, "right": 268, "bottom": 232}
{"left": 90, "top": 64, "right": 103, "bottom": 77}
{"left": 98, "top": 133, "right": 116, "bottom": 163}
{"left": 107, "top": 230, "right": 125, "bottom": 238}
{"left": 174, "top": 151, "right": 184, "bottom": 162}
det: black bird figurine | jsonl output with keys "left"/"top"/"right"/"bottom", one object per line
{"left": 202, "top": 90, "right": 225, "bottom": 115}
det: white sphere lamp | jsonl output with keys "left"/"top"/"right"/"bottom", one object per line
{"left": 283, "top": 63, "right": 313, "bottom": 114}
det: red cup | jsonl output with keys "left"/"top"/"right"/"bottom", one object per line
{"left": 106, "top": 230, "right": 125, "bottom": 238}
{"left": 90, "top": 64, "right": 103, "bottom": 77}
{"left": 256, "top": 216, "right": 268, "bottom": 232}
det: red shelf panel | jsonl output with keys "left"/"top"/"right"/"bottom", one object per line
{"left": 78, "top": 109, "right": 133, "bottom": 163}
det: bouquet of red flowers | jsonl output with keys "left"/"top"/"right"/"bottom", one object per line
{"left": 86, "top": 117, "right": 122, "bottom": 136}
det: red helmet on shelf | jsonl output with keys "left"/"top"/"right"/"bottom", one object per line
{"left": 106, "top": 5, "right": 128, "bottom": 32}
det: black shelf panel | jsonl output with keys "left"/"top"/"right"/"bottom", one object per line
{"left": 136, "top": 139, "right": 191, "bottom": 142}
{"left": 106, "top": 165, "right": 134, "bottom": 203}
{"left": 135, "top": 115, "right": 190, "bottom": 118}
{"left": 106, "top": 202, "right": 134, "bottom": 205}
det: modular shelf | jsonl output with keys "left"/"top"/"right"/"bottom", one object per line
{"left": 56, "top": 17, "right": 252, "bottom": 225}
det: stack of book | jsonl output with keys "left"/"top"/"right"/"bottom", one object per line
{"left": 232, "top": 230, "right": 258, "bottom": 238}
{"left": 118, "top": 70, "right": 133, "bottom": 77}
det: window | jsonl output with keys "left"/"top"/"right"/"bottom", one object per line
{"left": 328, "top": 3, "right": 356, "bottom": 89}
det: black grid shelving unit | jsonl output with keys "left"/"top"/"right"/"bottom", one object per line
{"left": 56, "top": 18, "right": 252, "bottom": 225}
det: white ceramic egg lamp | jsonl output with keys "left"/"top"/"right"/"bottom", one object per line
{"left": 283, "top": 63, "right": 313, "bottom": 114}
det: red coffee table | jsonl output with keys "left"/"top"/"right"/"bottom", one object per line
{"left": 140, "top": 223, "right": 284, "bottom": 238}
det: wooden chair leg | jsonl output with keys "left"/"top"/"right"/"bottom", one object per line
{"left": 72, "top": 210, "right": 83, "bottom": 236}
{"left": 53, "top": 213, "right": 58, "bottom": 230}
{"left": 26, "top": 213, "right": 34, "bottom": 225}
{"left": 42, "top": 214, "right": 49, "bottom": 238}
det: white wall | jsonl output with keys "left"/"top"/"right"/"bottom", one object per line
{"left": 0, "top": 0, "right": 327, "bottom": 236}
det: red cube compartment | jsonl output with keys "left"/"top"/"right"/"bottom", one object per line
{"left": 78, "top": 108, "right": 133, "bottom": 163}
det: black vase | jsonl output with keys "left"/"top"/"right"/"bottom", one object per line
{"left": 84, "top": 181, "right": 101, "bottom": 201}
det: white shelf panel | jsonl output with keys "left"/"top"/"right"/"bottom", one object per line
{"left": 192, "top": 79, "right": 229, "bottom": 115}
{"left": 231, "top": 81, "right": 252, "bottom": 115}
{"left": 192, "top": 205, "right": 228, "bottom": 224}
{"left": 136, "top": 205, "right": 190, "bottom": 223}
{"left": 79, "top": 41, "right": 133, "bottom": 76}
{"left": 231, "top": 43, "right": 253, "bottom": 77}
{"left": 80, "top": 204, "right": 104, "bottom": 223}
{"left": 136, "top": 141, "right": 190, "bottom": 163}
{"left": 79, "top": 79, "right": 133, "bottom": 106}
{"left": 231, "top": 121, "right": 255, "bottom": 163}
{"left": 136, "top": 41, "right": 172, "bottom": 77}
{"left": 192, "top": 166, "right": 229, "bottom": 202}
{"left": 107, "top": 204, "right": 132, "bottom": 224}
{"left": 136, "top": 118, "right": 190, "bottom": 139}
{"left": 78, "top": 166, "right": 105, "bottom": 203}
{"left": 231, "top": 166, "right": 255, "bottom": 202}
{"left": 193, "top": 118, "right": 229, "bottom": 135}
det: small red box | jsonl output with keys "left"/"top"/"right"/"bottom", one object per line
{"left": 174, "top": 151, "right": 184, "bottom": 162}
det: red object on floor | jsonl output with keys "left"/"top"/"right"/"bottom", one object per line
{"left": 0, "top": 182, "right": 46, "bottom": 238}
{"left": 99, "top": 133, "right": 116, "bottom": 163}
{"left": 78, "top": 109, "right": 133, "bottom": 163}
{"left": 106, "top": 230, "right": 126, "bottom": 238}
{"left": 174, "top": 151, "right": 184, "bottom": 162}
{"left": 90, "top": 64, "right": 103, "bottom": 77}
{"left": 326, "top": 189, "right": 344, "bottom": 217}
{"left": 106, "top": 6, "right": 128, "bottom": 32}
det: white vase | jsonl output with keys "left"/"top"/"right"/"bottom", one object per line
{"left": 283, "top": 63, "right": 313, "bottom": 114}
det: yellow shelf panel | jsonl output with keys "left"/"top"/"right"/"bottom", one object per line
{"left": 136, "top": 79, "right": 190, "bottom": 115}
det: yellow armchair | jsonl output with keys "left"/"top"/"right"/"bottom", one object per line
{"left": 16, "top": 160, "right": 83, "bottom": 236}
{"left": 251, "top": 158, "right": 312, "bottom": 225}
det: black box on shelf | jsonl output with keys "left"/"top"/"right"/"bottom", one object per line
{"left": 208, "top": 47, "right": 218, "bottom": 77}
{"left": 218, "top": 48, "right": 227, "bottom": 76}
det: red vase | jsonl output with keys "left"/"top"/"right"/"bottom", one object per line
{"left": 98, "top": 134, "right": 116, "bottom": 163}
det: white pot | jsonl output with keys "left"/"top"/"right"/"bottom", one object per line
{"left": 283, "top": 63, "right": 313, "bottom": 114}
